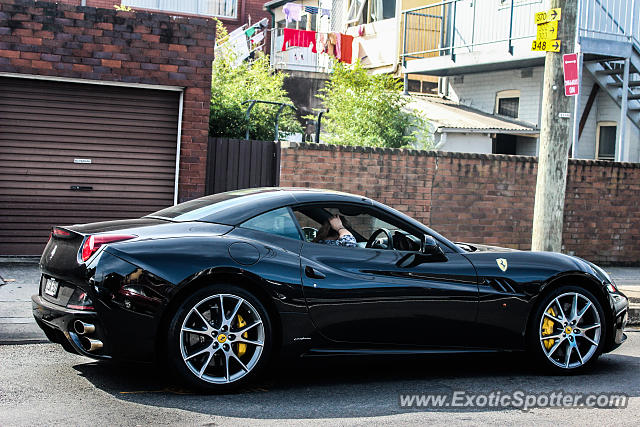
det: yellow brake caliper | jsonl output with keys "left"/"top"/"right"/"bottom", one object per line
{"left": 541, "top": 307, "right": 557, "bottom": 350}
{"left": 237, "top": 314, "right": 248, "bottom": 357}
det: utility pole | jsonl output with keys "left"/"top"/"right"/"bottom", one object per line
{"left": 531, "top": 0, "right": 578, "bottom": 252}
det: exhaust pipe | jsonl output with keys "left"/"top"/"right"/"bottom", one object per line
{"left": 74, "top": 320, "right": 95, "bottom": 335}
{"left": 80, "top": 337, "right": 103, "bottom": 352}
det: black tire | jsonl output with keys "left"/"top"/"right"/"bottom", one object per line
{"left": 167, "top": 283, "right": 273, "bottom": 391}
{"left": 528, "top": 285, "right": 607, "bottom": 374}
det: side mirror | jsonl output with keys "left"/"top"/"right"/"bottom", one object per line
{"left": 421, "top": 235, "right": 443, "bottom": 256}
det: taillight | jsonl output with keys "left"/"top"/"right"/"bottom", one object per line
{"left": 52, "top": 227, "right": 72, "bottom": 238}
{"left": 66, "top": 288, "right": 94, "bottom": 310}
{"left": 80, "top": 234, "right": 137, "bottom": 262}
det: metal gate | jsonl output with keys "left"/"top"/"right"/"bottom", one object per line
{"left": 205, "top": 138, "right": 281, "bottom": 195}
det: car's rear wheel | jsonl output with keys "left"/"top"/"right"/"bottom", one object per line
{"left": 167, "top": 284, "right": 272, "bottom": 391}
{"left": 529, "top": 285, "right": 606, "bottom": 373}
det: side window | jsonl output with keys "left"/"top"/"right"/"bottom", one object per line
{"left": 241, "top": 208, "right": 301, "bottom": 240}
{"left": 292, "top": 204, "right": 421, "bottom": 251}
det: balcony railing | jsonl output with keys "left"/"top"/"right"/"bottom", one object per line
{"left": 401, "top": 0, "right": 640, "bottom": 64}
{"left": 401, "top": 0, "right": 538, "bottom": 62}
{"left": 579, "top": 0, "right": 639, "bottom": 46}
{"left": 270, "top": 28, "right": 331, "bottom": 74}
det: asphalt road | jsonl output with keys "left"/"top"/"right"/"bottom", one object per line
{"left": 1, "top": 330, "right": 639, "bottom": 426}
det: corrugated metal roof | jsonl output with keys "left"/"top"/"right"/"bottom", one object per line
{"left": 407, "top": 94, "right": 539, "bottom": 135}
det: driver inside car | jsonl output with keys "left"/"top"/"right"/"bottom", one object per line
{"left": 312, "top": 214, "right": 357, "bottom": 247}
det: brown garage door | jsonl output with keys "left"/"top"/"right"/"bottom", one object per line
{"left": 0, "top": 77, "right": 180, "bottom": 256}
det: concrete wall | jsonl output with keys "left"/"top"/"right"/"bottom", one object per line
{"left": 280, "top": 142, "right": 640, "bottom": 265}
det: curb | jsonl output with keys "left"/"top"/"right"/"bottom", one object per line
{"left": 0, "top": 256, "right": 39, "bottom": 264}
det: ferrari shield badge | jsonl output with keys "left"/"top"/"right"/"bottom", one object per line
{"left": 496, "top": 258, "right": 508, "bottom": 272}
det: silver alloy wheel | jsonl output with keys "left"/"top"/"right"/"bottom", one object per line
{"left": 538, "top": 291, "right": 601, "bottom": 369}
{"left": 179, "top": 293, "right": 265, "bottom": 384}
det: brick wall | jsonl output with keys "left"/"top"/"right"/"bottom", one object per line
{"left": 57, "top": 0, "right": 270, "bottom": 40}
{"left": 280, "top": 143, "right": 640, "bottom": 265}
{"left": 0, "top": 0, "right": 215, "bottom": 201}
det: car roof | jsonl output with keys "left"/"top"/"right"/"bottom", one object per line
{"left": 149, "top": 187, "right": 374, "bottom": 225}
{"left": 148, "top": 187, "right": 463, "bottom": 253}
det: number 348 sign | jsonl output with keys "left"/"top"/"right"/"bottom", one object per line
{"left": 531, "top": 39, "right": 561, "bottom": 52}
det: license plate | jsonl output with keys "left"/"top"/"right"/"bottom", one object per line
{"left": 44, "top": 278, "right": 59, "bottom": 297}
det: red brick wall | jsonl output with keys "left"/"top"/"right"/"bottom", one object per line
{"left": 57, "top": 0, "right": 270, "bottom": 42}
{"left": 280, "top": 143, "right": 640, "bottom": 265}
{"left": 0, "top": 0, "right": 215, "bottom": 201}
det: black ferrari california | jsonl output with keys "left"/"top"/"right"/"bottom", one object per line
{"left": 33, "top": 188, "right": 629, "bottom": 390}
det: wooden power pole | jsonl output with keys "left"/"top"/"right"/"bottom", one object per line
{"left": 531, "top": 0, "right": 578, "bottom": 252}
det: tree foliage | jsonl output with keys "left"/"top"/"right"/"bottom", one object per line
{"left": 315, "top": 61, "right": 430, "bottom": 149}
{"left": 209, "top": 22, "right": 301, "bottom": 141}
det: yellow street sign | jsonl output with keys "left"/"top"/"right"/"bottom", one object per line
{"left": 531, "top": 39, "right": 561, "bottom": 52}
{"left": 534, "top": 8, "right": 562, "bottom": 25}
{"left": 537, "top": 21, "right": 558, "bottom": 40}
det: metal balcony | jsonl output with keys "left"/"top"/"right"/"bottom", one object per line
{"left": 401, "top": 0, "right": 639, "bottom": 76}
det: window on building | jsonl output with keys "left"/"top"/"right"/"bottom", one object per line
{"left": 596, "top": 122, "right": 617, "bottom": 160}
{"left": 123, "top": 0, "right": 237, "bottom": 19}
{"left": 495, "top": 90, "right": 520, "bottom": 119}
{"left": 346, "top": 0, "right": 396, "bottom": 26}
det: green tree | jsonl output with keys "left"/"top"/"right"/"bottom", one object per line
{"left": 314, "top": 61, "right": 430, "bottom": 149}
{"left": 209, "top": 22, "right": 301, "bottom": 141}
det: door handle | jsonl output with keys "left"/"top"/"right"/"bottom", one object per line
{"left": 305, "top": 266, "right": 326, "bottom": 279}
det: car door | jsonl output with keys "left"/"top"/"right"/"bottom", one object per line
{"left": 295, "top": 205, "right": 480, "bottom": 348}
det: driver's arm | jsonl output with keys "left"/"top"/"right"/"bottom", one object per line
{"left": 329, "top": 215, "right": 352, "bottom": 238}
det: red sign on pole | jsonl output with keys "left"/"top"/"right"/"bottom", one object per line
{"left": 563, "top": 53, "right": 579, "bottom": 96}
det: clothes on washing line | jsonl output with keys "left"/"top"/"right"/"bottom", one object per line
{"left": 281, "top": 28, "right": 353, "bottom": 64}
{"left": 302, "top": 6, "right": 330, "bottom": 17}
{"left": 282, "top": 28, "right": 318, "bottom": 53}
{"left": 322, "top": 32, "right": 352, "bottom": 63}
{"left": 283, "top": 3, "right": 303, "bottom": 23}
{"left": 336, "top": 33, "right": 353, "bottom": 64}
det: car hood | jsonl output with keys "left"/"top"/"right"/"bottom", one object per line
{"left": 456, "top": 242, "right": 520, "bottom": 253}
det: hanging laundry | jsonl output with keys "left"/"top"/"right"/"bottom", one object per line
{"left": 245, "top": 26, "right": 256, "bottom": 37}
{"left": 256, "top": 17, "right": 269, "bottom": 29}
{"left": 283, "top": 3, "right": 302, "bottom": 23}
{"left": 304, "top": 6, "right": 318, "bottom": 14}
{"left": 327, "top": 32, "right": 338, "bottom": 58}
{"left": 282, "top": 28, "right": 318, "bottom": 53}
{"left": 317, "top": 33, "right": 326, "bottom": 54}
{"left": 320, "top": 8, "right": 330, "bottom": 17}
{"left": 335, "top": 33, "right": 353, "bottom": 64}
{"left": 251, "top": 32, "right": 264, "bottom": 44}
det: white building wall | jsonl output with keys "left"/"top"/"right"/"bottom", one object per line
{"left": 574, "top": 71, "right": 640, "bottom": 162}
{"left": 447, "top": 67, "right": 543, "bottom": 126}
{"left": 437, "top": 132, "right": 492, "bottom": 154}
{"left": 446, "top": 66, "right": 639, "bottom": 161}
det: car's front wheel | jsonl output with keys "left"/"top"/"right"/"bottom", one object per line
{"left": 529, "top": 285, "right": 606, "bottom": 373}
{"left": 167, "top": 284, "right": 272, "bottom": 391}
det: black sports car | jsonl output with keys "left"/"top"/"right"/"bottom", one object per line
{"left": 33, "top": 188, "right": 629, "bottom": 390}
